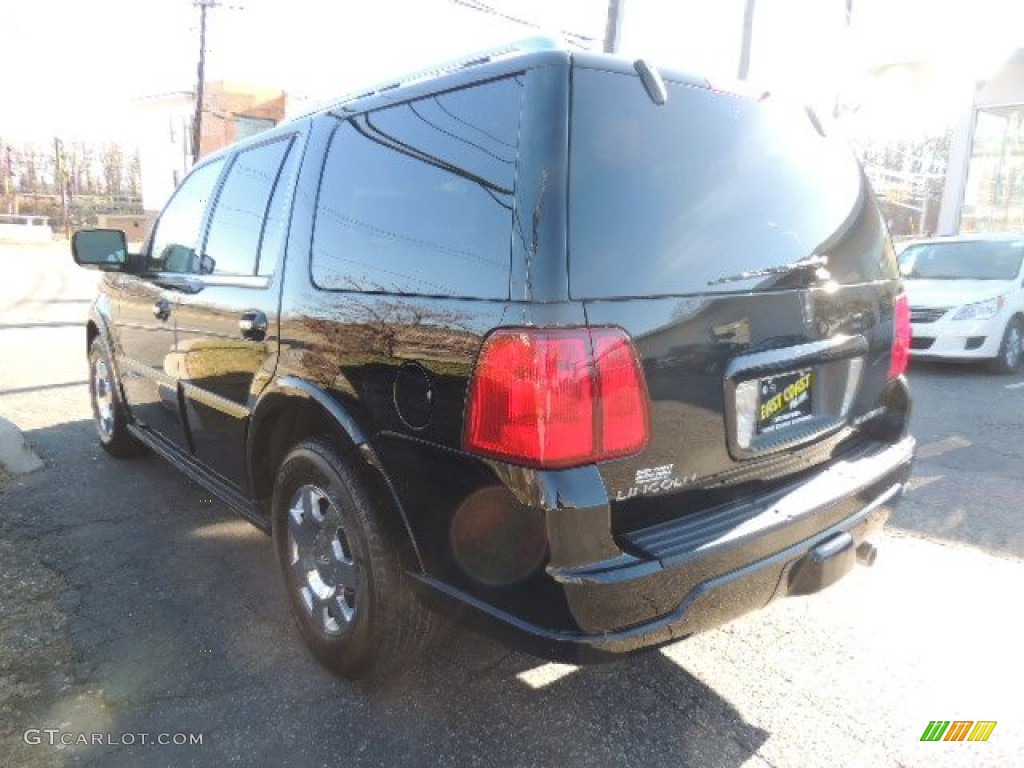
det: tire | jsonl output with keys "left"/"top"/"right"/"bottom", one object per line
{"left": 989, "top": 317, "right": 1023, "bottom": 375}
{"left": 271, "top": 439, "right": 435, "bottom": 681}
{"left": 88, "top": 337, "right": 145, "bottom": 457}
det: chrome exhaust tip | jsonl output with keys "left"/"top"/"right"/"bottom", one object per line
{"left": 856, "top": 541, "right": 878, "bottom": 567}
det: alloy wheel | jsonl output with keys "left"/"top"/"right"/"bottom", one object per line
{"left": 1006, "top": 323, "right": 1022, "bottom": 371}
{"left": 286, "top": 484, "right": 359, "bottom": 637}
{"left": 91, "top": 358, "right": 115, "bottom": 439}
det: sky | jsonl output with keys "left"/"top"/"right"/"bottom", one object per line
{"left": 2, "top": 0, "right": 1023, "bottom": 143}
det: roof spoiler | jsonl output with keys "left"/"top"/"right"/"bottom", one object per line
{"left": 334, "top": 36, "right": 569, "bottom": 110}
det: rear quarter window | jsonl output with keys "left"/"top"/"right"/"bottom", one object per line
{"left": 311, "top": 75, "right": 524, "bottom": 299}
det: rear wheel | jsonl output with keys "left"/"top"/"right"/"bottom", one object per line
{"left": 272, "top": 439, "right": 435, "bottom": 680}
{"left": 88, "top": 337, "right": 144, "bottom": 457}
{"left": 990, "top": 317, "right": 1023, "bottom": 374}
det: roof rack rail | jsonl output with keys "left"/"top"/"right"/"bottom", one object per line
{"left": 330, "top": 35, "right": 568, "bottom": 111}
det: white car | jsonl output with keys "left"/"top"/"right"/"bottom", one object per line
{"left": 899, "top": 234, "right": 1024, "bottom": 374}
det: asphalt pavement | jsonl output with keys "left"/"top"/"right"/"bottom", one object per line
{"left": 1, "top": 242, "right": 1022, "bottom": 768}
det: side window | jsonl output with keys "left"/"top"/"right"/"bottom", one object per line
{"left": 149, "top": 158, "right": 225, "bottom": 274}
{"left": 203, "top": 138, "right": 293, "bottom": 276}
{"left": 257, "top": 137, "right": 302, "bottom": 276}
{"left": 311, "top": 75, "right": 523, "bottom": 298}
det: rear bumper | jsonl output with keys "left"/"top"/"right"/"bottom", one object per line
{"left": 413, "top": 436, "right": 915, "bottom": 663}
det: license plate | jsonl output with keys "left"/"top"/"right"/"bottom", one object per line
{"left": 757, "top": 369, "right": 814, "bottom": 434}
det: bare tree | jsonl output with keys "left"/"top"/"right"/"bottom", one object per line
{"left": 127, "top": 151, "right": 141, "bottom": 200}
{"left": 102, "top": 143, "right": 125, "bottom": 196}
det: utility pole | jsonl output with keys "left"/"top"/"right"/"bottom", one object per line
{"left": 834, "top": 0, "right": 854, "bottom": 117}
{"left": 603, "top": 0, "right": 625, "bottom": 54}
{"left": 1, "top": 139, "right": 9, "bottom": 214}
{"left": 191, "top": 0, "right": 243, "bottom": 164}
{"left": 54, "top": 138, "right": 69, "bottom": 238}
{"left": 192, "top": 0, "right": 217, "bottom": 165}
{"left": 5, "top": 143, "right": 16, "bottom": 215}
{"left": 738, "top": 0, "right": 756, "bottom": 79}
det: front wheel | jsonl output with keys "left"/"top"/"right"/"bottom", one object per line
{"left": 88, "top": 337, "right": 144, "bottom": 457}
{"left": 990, "top": 317, "right": 1023, "bottom": 374}
{"left": 271, "top": 439, "right": 435, "bottom": 680}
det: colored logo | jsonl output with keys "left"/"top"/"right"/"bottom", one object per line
{"left": 920, "top": 721, "right": 997, "bottom": 742}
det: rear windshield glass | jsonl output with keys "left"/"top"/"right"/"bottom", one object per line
{"left": 569, "top": 68, "right": 871, "bottom": 298}
{"left": 898, "top": 240, "right": 1024, "bottom": 280}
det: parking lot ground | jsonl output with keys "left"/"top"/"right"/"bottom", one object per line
{"left": 1, "top": 242, "right": 1022, "bottom": 767}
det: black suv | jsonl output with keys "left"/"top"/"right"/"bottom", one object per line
{"left": 72, "top": 39, "right": 915, "bottom": 680}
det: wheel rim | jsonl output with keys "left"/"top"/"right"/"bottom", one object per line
{"left": 286, "top": 484, "right": 359, "bottom": 636}
{"left": 92, "top": 358, "right": 115, "bottom": 439}
{"left": 1006, "top": 324, "right": 1022, "bottom": 369}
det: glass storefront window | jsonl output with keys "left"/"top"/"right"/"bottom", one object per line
{"left": 962, "top": 105, "right": 1024, "bottom": 232}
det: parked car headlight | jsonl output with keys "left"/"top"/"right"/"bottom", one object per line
{"left": 953, "top": 296, "right": 1004, "bottom": 321}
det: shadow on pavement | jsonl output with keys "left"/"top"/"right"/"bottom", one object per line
{"left": 3, "top": 418, "right": 769, "bottom": 768}
{"left": 0, "top": 380, "right": 88, "bottom": 397}
{"left": 0, "top": 322, "right": 86, "bottom": 330}
{"left": 890, "top": 361, "right": 1024, "bottom": 560}
{"left": 906, "top": 360, "right": 994, "bottom": 379}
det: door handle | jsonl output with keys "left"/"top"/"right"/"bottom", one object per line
{"left": 239, "top": 310, "right": 268, "bottom": 340}
{"left": 153, "top": 299, "right": 172, "bottom": 321}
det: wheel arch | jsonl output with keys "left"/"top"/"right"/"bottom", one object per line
{"left": 86, "top": 310, "right": 133, "bottom": 411}
{"left": 248, "top": 377, "right": 425, "bottom": 571}
{"left": 988, "top": 312, "right": 1024, "bottom": 374}
{"left": 86, "top": 319, "right": 100, "bottom": 354}
{"left": 85, "top": 296, "right": 118, "bottom": 354}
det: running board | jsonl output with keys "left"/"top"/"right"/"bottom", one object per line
{"left": 127, "top": 424, "right": 270, "bottom": 533}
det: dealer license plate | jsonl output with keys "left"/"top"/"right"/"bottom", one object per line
{"left": 756, "top": 369, "right": 814, "bottom": 434}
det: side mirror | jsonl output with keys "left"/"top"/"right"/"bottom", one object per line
{"left": 72, "top": 229, "right": 130, "bottom": 271}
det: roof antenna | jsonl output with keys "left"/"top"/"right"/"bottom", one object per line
{"left": 634, "top": 60, "right": 668, "bottom": 105}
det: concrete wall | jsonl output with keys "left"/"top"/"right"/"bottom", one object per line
{"left": 134, "top": 92, "right": 195, "bottom": 214}
{"left": 976, "top": 50, "right": 1024, "bottom": 108}
{"left": 0, "top": 222, "right": 52, "bottom": 243}
{"left": 96, "top": 213, "right": 156, "bottom": 246}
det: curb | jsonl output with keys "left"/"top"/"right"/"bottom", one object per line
{"left": 0, "top": 416, "right": 44, "bottom": 475}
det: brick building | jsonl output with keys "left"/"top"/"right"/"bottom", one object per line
{"left": 135, "top": 81, "right": 286, "bottom": 216}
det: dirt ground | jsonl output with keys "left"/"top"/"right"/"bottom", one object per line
{"left": 0, "top": 515, "right": 76, "bottom": 768}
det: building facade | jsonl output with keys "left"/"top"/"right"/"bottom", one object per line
{"left": 135, "top": 82, "right": 285, "bottom": 215}
{"left": 939, "top": 49, "right": 1024, "bottom": 234}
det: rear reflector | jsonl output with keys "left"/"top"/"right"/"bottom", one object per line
{"left": 889, "top": 294, "right": 911, "bottom": 379}
{"left": 464, "top": 328, "right": 649, "bottom": 468}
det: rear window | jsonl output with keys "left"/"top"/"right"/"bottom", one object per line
{"left": 569, "top": 68, "right": 874, "bottom": 298}
{"left": 898, "top": 240, "right": 1024, "bottom": 280}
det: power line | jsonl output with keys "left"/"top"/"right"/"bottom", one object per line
{"left": 448, "top": 0, "right": 596, "bottom": 45}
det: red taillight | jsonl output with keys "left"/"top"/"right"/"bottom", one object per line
{"left": 592, "top": 330, "right": 649, "bottom": 459}
{"left": 889, "top": 294, "right": 911, "bottom": 379}
{"left": 464, "top": 328, "right": 649, "bottom": 468}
